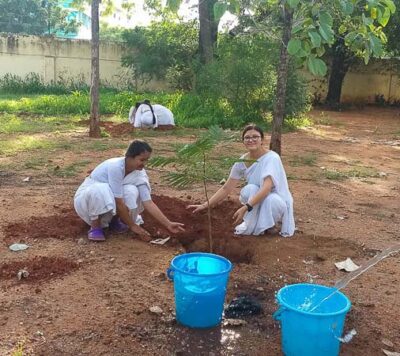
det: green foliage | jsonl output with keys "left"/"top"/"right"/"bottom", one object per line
{"left": 99, "top": 24, "right": 127, "bottom": 42}
{"left": 149, "top": 126, "right": 235, "bottom": 187}
{"left": 0, "top": 0, "right": 79, "bottom": 35}
{"left": 196, "top": 35, "right": 311, "bottom": 123}
{"left": 0, "top": 91, "right": 312, "bottom": 130}
{"left": 287, "top": 0, "right": 396, "bottom": 74}
{"left": 122, "top": 20, "right": 198, "bottom": 90}
{"left": 0, "top": 73, "right": 89, "bottom": 94}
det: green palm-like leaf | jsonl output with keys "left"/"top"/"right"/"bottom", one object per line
{"left": 148, "top": 156, "right": 177, "bottom": 168}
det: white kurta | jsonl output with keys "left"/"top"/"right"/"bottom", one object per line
{"left": 128, "top": 104, "right": 175, "bottom": 128}
{"left": 229, "top": 151, "right": 295, "bottom": 237}
{"left": 74, "top": 158, "right": 151, "bottom": 227}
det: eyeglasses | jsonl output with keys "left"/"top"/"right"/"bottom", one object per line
{"left": 243, "top": 135, "right": 262, "bottom": 142}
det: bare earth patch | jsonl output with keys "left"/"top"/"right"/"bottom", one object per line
{"left": 0, "top": 108, "right": 399, "bottom": 355}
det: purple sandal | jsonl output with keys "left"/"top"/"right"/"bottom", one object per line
{"left": 109, "top": 217, "right": 128, "bottom": 234}
{"left": 88, "top": 227, "right": 105, "bottom": 241}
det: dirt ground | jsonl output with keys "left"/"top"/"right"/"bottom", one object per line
{"left": 0, "top": 107, "right": 399, "bottom": 355}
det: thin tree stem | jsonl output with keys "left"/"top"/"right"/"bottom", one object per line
{"left": 203, "top": 152, "right": 213, "bottom": 253}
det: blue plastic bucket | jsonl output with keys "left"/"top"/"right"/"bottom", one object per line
{"left": 167, "top": 252, "right": 232, "bottom": 328}
{"left": 274, "top": 283, "right": 351, "bottom": 356}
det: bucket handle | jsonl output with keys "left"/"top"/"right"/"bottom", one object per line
{"left": 273, "top": 307, "right": 287, "bottom": 321}
{"left": 166, "top": 267, "right": 174, "bottom": 281}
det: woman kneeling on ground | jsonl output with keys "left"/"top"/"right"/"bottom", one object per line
{"left": 74, "top": 140, "right": 185, "bottom": 241}
{"left": 128, "top": 99, "right": 175, "bottom": 130}
{"left": 188, "top": 124, "right": 295, "bottom": 237}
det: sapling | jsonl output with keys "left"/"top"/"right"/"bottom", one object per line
{"left": 149, "top": 126, "right": 237, "bottom": 252}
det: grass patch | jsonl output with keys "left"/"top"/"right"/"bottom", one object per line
{"left": 313, "top": 112, "right": 344, "bottom": 127}
{"left": 323, "top": 166, "right": 380, "bottom": 180}
{"left": 74, "top": 140, "right": 127, "bottom": 153}
{"left": 52, "top": 160, "right": 92, "bottom": 177}
{"left": 23, "top": 156, "right": 49, "bottom": 170}
{"left": 0, "top": 92, "right": 311, "bottom": 130}
{"left": 0, "top": 113, "right": 81, "bottom": 134}
{"left": 0, "top": 135, "right": 59, "bottom": 155}
{"left": 289, "top": 152, "right": 317, "bottom": 167}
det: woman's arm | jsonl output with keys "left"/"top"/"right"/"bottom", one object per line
{"left": 248, "top": 176, "right": 274, "bottom": 207}
{"left": 232, "top": 176, "right": 274, "bottom": 225}
{"left": 188, "top": 177, "right": 239, "bottom": 213}
{"left": 143, "top": 200, "right": 185, "bottom": 233}
{"left": 115, "top": 198, "right": 152, "bottom": 240}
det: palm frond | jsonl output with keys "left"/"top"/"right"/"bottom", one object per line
{"left": 163, "top": 171, "right": 198, "bottom": 188}
{"left": 148, "top": 156, "right": 177, "bottom": 168}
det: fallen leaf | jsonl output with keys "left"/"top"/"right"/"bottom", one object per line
{"left": 335, "top": 258, "right": 360, "bottom": 272}
{"left": 382, "top": 339, "right": 394, "bottom": 348}
{"left": 149, "top": 306, "right": 163, "bottom": 314}
{"left": 382, "top": 350, "right": 400, "bottom": 356}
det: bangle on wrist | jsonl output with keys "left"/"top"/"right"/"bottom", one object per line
{"left": 245, "top": 203, "right": 253, "bottom": 212}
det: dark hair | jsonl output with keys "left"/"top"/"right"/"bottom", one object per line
{"left": 241, "top": 124, "right": 264, "bottom": 140}
{"left": 125, "top": 140, "right": 152, "bottom": 158}
{"left": 134, "top": 99, "right": 156, "bottom": 125}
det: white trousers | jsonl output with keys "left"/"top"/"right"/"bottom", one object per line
{"left": 74, "top": 178, "right": 144, "bottom": 227}
{"left": 235, "top": 183, "right": 286, "bottom": 235}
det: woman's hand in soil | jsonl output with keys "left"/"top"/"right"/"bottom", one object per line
{"left": 167, "top": 222, "right": 185, "bottom": 234}
{"left": 129, "top": 224, "right": 152, "bottom": 242}
{"left": 187, "top": 203, "right": 207, "bottom": 213}
{"left": 232, "top": 205, "right": 247, "bottom": 225}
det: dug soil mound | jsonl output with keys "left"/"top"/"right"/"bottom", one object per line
{"left": 3, "top": 207, "right": 87, "bottom": 243}
{"left": 143, "top": 195, "right": 255, "bottom": 263}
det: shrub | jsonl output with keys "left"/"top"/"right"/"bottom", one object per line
{"left": 122, "top": 20, "right": 198, "bottom": 90}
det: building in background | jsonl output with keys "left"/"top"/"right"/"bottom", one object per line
{"left": 58, "top": 0, "right": 91, "bottom": 39}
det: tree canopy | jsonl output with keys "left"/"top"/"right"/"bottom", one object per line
{"left": 0, "top": 0, "right": 79, "bottom": 36}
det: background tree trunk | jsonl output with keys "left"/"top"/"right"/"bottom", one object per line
{"left": 198, "top": 0, "right": 219, "bottom": 64}
{"left": 325, "top": 38, "right": 353, "bottom": 109}
{"left": 270, "top": 4, "right": 293, "bottom": 156}
{"left": 89, "top": 0, "right": 101, "bottom": 138}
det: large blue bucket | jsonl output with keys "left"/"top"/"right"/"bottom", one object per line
{"left": 274, "top": 283, "right": 351, "bottom": 356}
{"left": 167, "top": 252, "right": 232, "bottom": 328}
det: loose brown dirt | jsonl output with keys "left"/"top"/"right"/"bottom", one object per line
{"left": 0, "top": 108, "right": 399, "bottom": 355}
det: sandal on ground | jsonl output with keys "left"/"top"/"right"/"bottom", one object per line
{"left": 88, "top": 227, "right": 105, "bottom": 241}
{"left": 109, "top": 217, "right": 128, "bottom": 234}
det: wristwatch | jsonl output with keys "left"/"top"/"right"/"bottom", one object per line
{"left": 245, "top": 203, "right": 253, "bottom": 212}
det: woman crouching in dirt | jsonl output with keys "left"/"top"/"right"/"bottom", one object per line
{"left": 188, "top": 124, "right": 295, "bottom": 237}
{"left": 74, "top": 140, "right": 185, "bottom": 241}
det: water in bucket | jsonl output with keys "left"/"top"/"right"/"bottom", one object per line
{"left": 168, "top": 253, "right": 232, "bottom": 328}
{"left": 274, "top": 283, "right": 351, "bottom": 356}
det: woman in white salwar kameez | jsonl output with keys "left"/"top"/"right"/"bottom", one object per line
{"left": 188, "top": 124, "right": 295, "bottom": 237}
{"left": 128, "top": 100, "right": 175, "bottom": 130}
{"left": 74, "top": 140, "right": 185, "bottom": 241}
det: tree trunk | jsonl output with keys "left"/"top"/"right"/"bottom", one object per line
{"left": 89, "top": 0, "right": 101, "bottom": 138}
{"left": 198, "top": 0, "right": 219, "bottom": 64}
{"left": 325, "top": 39, "right": 353, "bottom": 109}
{"left": 270, "top": 4, "right": 293, "bottom": 156}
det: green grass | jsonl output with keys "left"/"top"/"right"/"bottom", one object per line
{"left": 0, "top": 113, "right": 81, "bottom": 134}
{"left": 52, "top": 159, "right": 92, "bottom": 177}
{"left": 72, "top": 140, "right": 127, "bottom": 153}
{"left": 323, "top": 166, "right": 380, "bottom": 180}
{"left": 289, "top": 152, "right": 317, "bottom": 167}
{"left": 0, "top": 135, "right": 59, "bottom": 155}
{"left": 313, "top": 112, "right": 344, "bottom": 127}
{"left": 0, "top": 92, "right": 311, "bottom": 131}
